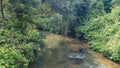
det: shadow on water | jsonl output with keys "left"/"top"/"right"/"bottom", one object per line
{"left": 29, "top": 41, "right": 70, "bottom": 68}
{"left": 29, "top": 40, "right": 105, "bottom": 68}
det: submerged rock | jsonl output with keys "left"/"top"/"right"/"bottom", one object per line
{"left": 97, "top": 64, "right": 106, "bottom": 68}
{"left": 68, "top": 52, "right": 85, "bottom": 64}
{"left": 68, "top": 53, "right": 85, "bottom": 59}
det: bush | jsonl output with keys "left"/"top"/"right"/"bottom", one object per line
{"left": 76, "top": 5, "right": 120, "bottom": 62}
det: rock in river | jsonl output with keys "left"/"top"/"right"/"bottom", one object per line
{"left": 68, "top": 52, "right": 85, "bottom": 64}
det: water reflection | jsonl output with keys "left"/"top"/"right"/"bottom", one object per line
{"left": 68, "top": 50, "right": 106, "bottom": 68}
{"left": 29, "top": 40, "right": 106, "bottom": 68}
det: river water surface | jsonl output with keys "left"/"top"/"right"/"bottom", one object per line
{"left": 29, "top": 33, "right": 120, "bottom": 68}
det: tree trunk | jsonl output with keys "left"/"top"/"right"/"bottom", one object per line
{"left": 0, "top": 0, "right": 6, "bottom": 36}
{"left": 0, "top": 0, "right": 6, "bottom": 29}
{"left": 0, "top": 0, "right": 5, "bottom": 20}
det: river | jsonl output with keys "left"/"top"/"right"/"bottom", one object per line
{"left": 29, "top": 33, "right": 120, "bottom": 68}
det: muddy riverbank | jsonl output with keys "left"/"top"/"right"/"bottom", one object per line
{"left": 29, "top": 33, "right": 120, "bottom": 68}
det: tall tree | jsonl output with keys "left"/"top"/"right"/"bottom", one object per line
{"left": 0, "top": 0, "right": 4, "bottom": 20}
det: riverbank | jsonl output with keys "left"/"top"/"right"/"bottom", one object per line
{"left": 30, "top": 33, "right": 120, "bottom": 68}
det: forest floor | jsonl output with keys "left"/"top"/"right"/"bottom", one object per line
{"left": 31, "top": 33, "right": 120, "bottom": 68}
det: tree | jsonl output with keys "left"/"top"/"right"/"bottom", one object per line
{"left": 0, "top": 0, "right": 45, "bottom": 67}
{"left": 0, "top": 0, "right": 4, "bottom": 20}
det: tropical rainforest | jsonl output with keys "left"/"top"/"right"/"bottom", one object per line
{"left": 0, "top": 0, "right": 120, "bottom": 68}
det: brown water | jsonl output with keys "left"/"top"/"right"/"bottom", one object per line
{"left": 30, "top": 33, "right": 120, "bottom": 68}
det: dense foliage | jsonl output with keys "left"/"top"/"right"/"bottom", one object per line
{"left": 0, "top": 0, "right": 120, "bottom": 67}
{"left": 76, "top": 0, "right": 120, "bottom": 62}
{"left": 36, "top": 0, "right": 90, "bottom": 36}
{"left": 0, "top": 0, "right": 45, "bottom": 67}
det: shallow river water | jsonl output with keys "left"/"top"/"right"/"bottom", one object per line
{"left": 29, "top": 34, "right": 120, "bottom": 68}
